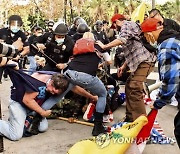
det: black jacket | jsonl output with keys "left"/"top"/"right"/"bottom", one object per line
{"left": 164, "top": 18, "right": 180, "bottom": 33}
{"left": 34, "top": 32, "right": 74, "bottom": 67}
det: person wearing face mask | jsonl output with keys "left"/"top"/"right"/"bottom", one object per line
{"left": 96, "top": 14, "right": 157, "bottom": 122}
{"left": 27, "top": 27, "right": 44, "bottom": 75}
{"left": 46, "top": 20, "right": 55, "bottom": 33}
{"left": 0, "top": 15, "right": 29, "bottom": 82}
{"left": 34, "top": 22, "right": 74, "bottom": 72}
{"left": 141, "top": 18, "right": 180, "bottom": 148}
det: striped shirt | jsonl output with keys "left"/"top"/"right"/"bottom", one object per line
{"left": 154, "top": 37, "right": 180, "bottom": 109}
{"left": 118, "top": 21, "right": 156, "bottom": 72}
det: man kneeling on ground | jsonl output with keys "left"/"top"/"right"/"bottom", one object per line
{"left": 0, "top": 66, "right": 97, "bottom": 141}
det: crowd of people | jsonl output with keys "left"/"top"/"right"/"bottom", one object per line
{"left": 0, "top": 8, "right": 179, "bottom": 149}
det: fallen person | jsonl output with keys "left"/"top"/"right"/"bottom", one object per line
{"left": 0, "top": 65, "right": 97, "bottom": 141}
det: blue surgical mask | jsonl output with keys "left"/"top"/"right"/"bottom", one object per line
{"left": 10, "top": 26, "right": 20, "bottom": 33}
{"left": 56, "top": 38, "right": 65, "bottom": 44}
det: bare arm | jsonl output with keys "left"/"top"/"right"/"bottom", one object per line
{"left": 117, "top": 61, "right": 127, "bottom": 77}
{"left": 96, "top": 39, "right": 123, "bottom": 50}
{"left": 23, "top": 92, "right": 51, "bottom": 117}
{"left": 20, "top": 46, "right": 30, "bottom": 56}
{"left": 0, "top": 57, "right": 19, "bottom": 70}
{"left": 71, "top": 85, "right": 98, "bottom": 102}
{"left": 0, "top": 57, "right": 8, "bottom": 66}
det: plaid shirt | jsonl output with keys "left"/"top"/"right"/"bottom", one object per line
{"left": 154, "top": 37, "right": 180, "bottom": 109}
{"left": 118, "top": 21, "right": 156, "bottom": 72}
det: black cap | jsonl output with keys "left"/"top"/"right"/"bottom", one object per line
{"left": 53, "top": 23, "right": 68, "bottom": 35}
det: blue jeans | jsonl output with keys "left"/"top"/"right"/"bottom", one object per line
{"left": 0, "top": 100, "right": 48, "bottom": 141}
{"left": 28, "top": 56, "right": 37, "bottom": 75}
{"left": 64, "top": 69, "right": 107, "bottom": 113}
{"left": 42, "top": 70, "right": 107, "bottom": 113}
{"left": 41, "top": 83, "right": 75, "bottom": 110}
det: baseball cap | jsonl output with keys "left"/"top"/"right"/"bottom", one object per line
{"left": 141, "top": 18, "right": 162, "bottom": 32}
{"left": 110, "top": 14, "right": 126, "bottom": 29}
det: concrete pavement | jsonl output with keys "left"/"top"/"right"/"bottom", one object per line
{"left": 0, "top": 74, "right": 179, "bottom": 154}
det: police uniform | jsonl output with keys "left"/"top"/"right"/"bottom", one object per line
{"left": 34, "top": 32, "right": 74, "bottom": 72}
{"left": 0, "top": 27, "right": 28, "bottom": 81}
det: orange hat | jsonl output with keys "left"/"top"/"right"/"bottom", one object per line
{"left": 110, "top": 14, "right": 126, "bottom": 29}
{"left": 141, "top": 18, "right": 161, "bottom": 32}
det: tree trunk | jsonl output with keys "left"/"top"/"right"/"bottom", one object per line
{"left": 64, "top": 0, "right": 67, "bottom": 23}
{"left": 70, "top": 0, "right": 73, "bottom": 23}
{"left": 152, "top": 0, "right": 155, "bottom": 9}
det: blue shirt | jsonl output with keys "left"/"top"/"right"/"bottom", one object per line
{"left": 154, "top": 37, "right": 180, "bottom": 109}
{"left": 5, "top": 67, "right": 52, "bottom": 108}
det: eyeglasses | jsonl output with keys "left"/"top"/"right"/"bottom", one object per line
{"left": 150, "top": 13, "right": 158, "bottom": 18}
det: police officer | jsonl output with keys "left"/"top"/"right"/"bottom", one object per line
{"left": 92, "top": 20, "right": 111, "bottom": 73}
{"left": 68, "top": 17, "right": 87, "bottom": 37}
{"left": 46, "top": 20, "right": 54, "bottom": 32}
{"left": 27, "top": 27, "right": 44, "bottom": 75}
{"left": 72, "top": 23, "right": 90, "bottom": 42}
{"left": 34, "top": 22, "right": 74, "bottom": 72}
{"left": 0, "top": 15, "right": 29, "bottom": 82}
{"left": 92, "top": 20, "right": 110, "bottom": 45}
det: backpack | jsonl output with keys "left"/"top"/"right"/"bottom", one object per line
{"left": 73, "top": 38, "right": 95, "bottom": 55}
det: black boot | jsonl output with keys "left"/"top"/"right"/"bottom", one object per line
{"left": 28, "top": 113, "right": 42, "bottom": 135}
{"left": 24, "top": 112, "right": 42, "bottom": 137}
{"left": 92, "top": 112, "right": 105, "bottom": 136}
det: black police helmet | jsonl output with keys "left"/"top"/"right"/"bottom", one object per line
{"left": 73, "top": 17, "right": 87, "bottom": 27}
{"left": 53, "top": 23, "right": 68, "bottom": 35}
{"left": 8, "top": 15, "right": 23, "bottom": 26}
{"left": 95, "top": 20, "right": 103, "bottom": 26}
{"left": 77, "top": 23, "right": 89, "bottom": 35}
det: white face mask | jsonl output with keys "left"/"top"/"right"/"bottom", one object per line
{"left": 36, "top": 33, "right": 42, "bottom": 37}
{"left": 10, "top": 26, "right": 20, "bottom": 33}
{"left": 150, "top": 41, "right": 158, "bottom": 48}
{"left": 55, "top": 38, "right": 65, "bottom": 44}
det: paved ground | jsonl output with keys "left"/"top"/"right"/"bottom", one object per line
{"left": 0, "top": 74, "right": 179, "bottom": 154}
